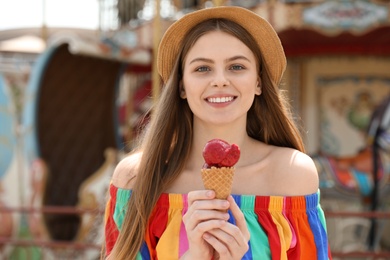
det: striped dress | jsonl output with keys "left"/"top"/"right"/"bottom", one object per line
{"left": 104, "top": 184, "right": 332, "bottom": 259}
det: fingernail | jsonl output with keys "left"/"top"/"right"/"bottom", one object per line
{"left": 206, "top": 190, "right": 214, "bottom": 198}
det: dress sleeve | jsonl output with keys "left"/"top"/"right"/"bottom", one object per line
{"left": 250, "top": 191, "right": 332, "bottom": 260}
{"left": 103, "top": 183, "right": 121, "bottom": 257}
{"left": 103, "top": 184, "right": 153, "bottom": 259}
{"left": 286, "top": 192, "right": 332, "bottom": 260}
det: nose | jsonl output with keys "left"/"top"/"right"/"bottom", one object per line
{"left": 211, "top": 69, "right": 230, "bottom": 87}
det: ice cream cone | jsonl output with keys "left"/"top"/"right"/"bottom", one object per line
{"left": 201, "top": 166, "right": 234, "bottom": 199}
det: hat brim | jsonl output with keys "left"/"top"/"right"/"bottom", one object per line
{"left": 157, "top": 6, "right": 286, "bottom": 86}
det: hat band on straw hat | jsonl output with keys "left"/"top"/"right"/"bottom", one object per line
{"left": 157, "top": 6, "right": 286, "bottom": 87}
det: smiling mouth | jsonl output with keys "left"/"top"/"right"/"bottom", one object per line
{"left": 207, "top": 96, "right": 234, "bottom": 103}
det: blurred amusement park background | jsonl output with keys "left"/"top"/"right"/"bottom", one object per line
{"left": 0, "top": 0, "right": 390, "bottom": 259}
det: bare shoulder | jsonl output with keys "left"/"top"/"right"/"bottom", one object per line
{"left": 270, "top": 147, "right": 319, "bottom": 195}
{"left": 111, "top": 152, "right": 142, "bottom": 189}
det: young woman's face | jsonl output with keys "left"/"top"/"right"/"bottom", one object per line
{"left": 181, "top": 31, "right": 261, "bottom": 127}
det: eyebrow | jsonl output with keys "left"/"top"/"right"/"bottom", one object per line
{"left": 189, "top": 55, "right": 252, "bottom": 65}
{"left": 227, "top": 55, "right": 251, "bottom": 63}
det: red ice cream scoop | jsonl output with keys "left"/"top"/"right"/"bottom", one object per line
{"left": 202, "top": 139, "right": 240, "bottom": 168}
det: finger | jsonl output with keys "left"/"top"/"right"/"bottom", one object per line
{"left": 207, "top": 227, "right": 238, "bottom": 247}
{"left": 184, "top": 208, "right": 230, "bottom": 229}
{"left": 183, "top": 203, "right": 230, "bottom": 233}
{"left": 208, "top": 224, "right": 244, "bottom": 248}
{"left": 187, "top": 190, "right": 215, "bottom": 206}
{"left": 207, "top": 226, "right": 249, "bottom": 257}
{"left": 227, "top": 195, "right": 250, "bottom": 240}
{"left": 189, "top": 198, "right": 230, "bottom": 212}
{"left": 191, "top": 219, "right": 227, "bottom": 240}
{"left": 203, "top": 232, "right": 232, "bottom": 258}
{"left": 185, "top": 192, "right": 230, "bottom": 219}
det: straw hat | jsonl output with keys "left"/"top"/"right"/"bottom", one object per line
{"left": 157, "top": 6, "right": 286, "bottom": 86}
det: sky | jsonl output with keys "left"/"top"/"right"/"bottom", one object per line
{"left": 0, "top": 0, "right": 100, "bottom": 30}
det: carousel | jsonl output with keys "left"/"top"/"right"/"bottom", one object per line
{"left": 0, "top": 0, "right": 390, "bottom": 259}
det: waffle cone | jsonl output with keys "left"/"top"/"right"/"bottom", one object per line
{"left": 201, "top": 167, "right": 234, "bottom": 199}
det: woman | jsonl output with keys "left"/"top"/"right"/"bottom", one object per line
{"left": 104, "top": 6, "right": 331, "bottom": 260}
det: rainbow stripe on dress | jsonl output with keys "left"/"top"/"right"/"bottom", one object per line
{"left": 105, "top": 184, "right": 332, "bottom": 259}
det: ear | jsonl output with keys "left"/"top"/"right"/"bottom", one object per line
{"left": 255, "top": 80, "right": 262, "bottom": 96}
{"left": 179, "top": 81, "right": 187, "bottom": 99}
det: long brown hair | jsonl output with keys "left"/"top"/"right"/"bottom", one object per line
{"left": 107, "top": 18, "right": 304, "bottom": 259}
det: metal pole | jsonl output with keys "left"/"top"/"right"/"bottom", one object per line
{"left": 212, "top": 0, "right": 225, "bottom": 6}
{"left": 152, "top": 0, "right": 161, "bottom": 103}
{"left": 41, "top": 0, "right": 48, "bottom": 44}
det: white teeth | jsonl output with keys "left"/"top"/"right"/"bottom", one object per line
{"left": 208, "top": 97, "right": 234, "bottom": 103}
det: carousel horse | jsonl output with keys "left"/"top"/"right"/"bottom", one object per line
{"left": 314, "top": 147, "right": 388, "bottom": 198}
{"left": 19, "top": 42, "right": 127, "bottom": 259}
{"left": 366, "top": 94, "right": 390, "bottom": 250}
{"left": 0, "top": 75, "right": 18, "bottom": 257}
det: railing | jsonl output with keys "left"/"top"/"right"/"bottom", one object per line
{"left": 0, "top": 206, "right": 103, "bottom": 215}
{"left": 0, "top": 238, "right": 100, "bottom": 250}
{"left": 1, "top": 207, "right": 390, "bottom": 258}
{"left": 0, "top": 206, "right": 104, "bottom": 253}
{"left": 325, "top": 210, "right": 390, "bottom": 259}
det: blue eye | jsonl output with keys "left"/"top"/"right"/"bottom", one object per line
{"left": 231, "top": 65, "right": 244, "bottom": 70}
{"left": 196, "top": 66, "right": 210, "bottom": 72}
